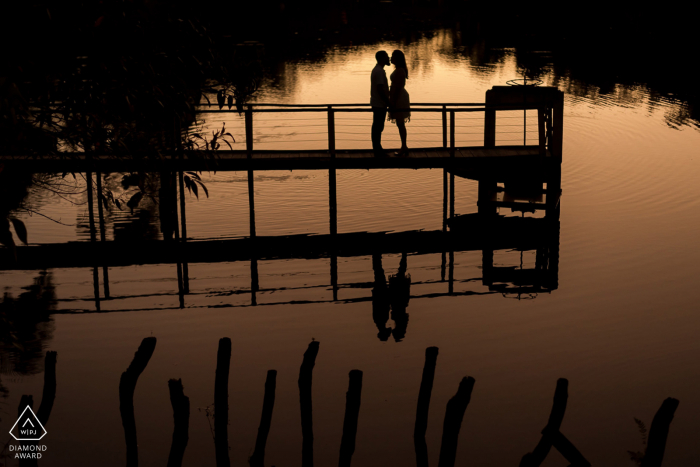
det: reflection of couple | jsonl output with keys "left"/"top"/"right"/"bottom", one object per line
{"left": 372, "top": 252, "right": 411, "bottom": 342}
{"left": 370, "top": 50, "right": 410, "bottom": 158}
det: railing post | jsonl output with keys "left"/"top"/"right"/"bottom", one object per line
{"left": 328, "top": 105, "right": 336, "bottom": 158}
{"left": 538, "top": 106, "right": 546, "bottom": 157}
{"left": 449, "top": 111, "right": 455, "bottom": 158}
{"left": 442, "top": 105, "right": 447, "bottom": 148}
{"left": 245, "top": 105, "right": 253, "bottom": 159}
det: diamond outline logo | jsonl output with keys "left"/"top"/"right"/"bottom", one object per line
{"left": 9, "top": 406, "right": 47, "bottom": 441}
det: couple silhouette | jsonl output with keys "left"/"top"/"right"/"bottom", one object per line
{"left": 370, "top": 50, "right": 410, "bottom": 157}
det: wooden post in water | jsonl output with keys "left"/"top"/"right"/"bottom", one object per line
{"left": 438, "top": 376, "right": 475, "bottom": 467}
{"left": 338, "top": 369, "right": 363, "bottom": 467}
{"left": 95, "top": 172, "right": 110, "bottom": 298}
{"left": 520, "top": 378, "right": 568, "bottom": 466}
{"left": 414, "top": 347, "right": 439, "bottom": 467}
{"left": 299, "top": 340, "right": 320, "bottom": 467}
{"left": 641, "top": 398, "right": 680, "bottom": 467}
{"left": 215, "top": 337, "right": 232, "bottom": 467}
{"left": 250, "top": 370, "right": 277, "bottom": 467}
{"left": 86, "top": 171, "right": 101, "bottom": 311}
{"left": 119, "top": 337, "right": 157, "bottom": 467}
{"left": 167, "top": 379, "right": 190, "bottom": 467}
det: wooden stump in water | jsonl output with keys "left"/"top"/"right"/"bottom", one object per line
{"left": 119, "top": 337, "right": 156, "bottom": 467}
{"left": 215, "top": 337, "right": 232, "bottom": 467}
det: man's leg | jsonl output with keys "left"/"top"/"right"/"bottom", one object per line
{"left": 372, "top": 107, "right": 387, "bottom": 154}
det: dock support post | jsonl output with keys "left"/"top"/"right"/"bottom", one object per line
{"left": 329, "top": 168, "right": 338, "bottom": 300}
{"left": 449, "top": 111, "right": 455, "bottom": 158}
{"left": 86, "top": 171, "right": 101, "bottom": 311}
{"left": 441, "top": 169, "right": 447, "bottom": 281}
{"left": 171, "top": 172, "right": 185, "bottom": 309}
{"left": 248, "top": 168, "right": 257, "bottom": 306}
{"left": 95, "top": 172, "right": 110, "bottom": 298}
{"left": 177, "top": 170, "right": 189, "bottom": 293}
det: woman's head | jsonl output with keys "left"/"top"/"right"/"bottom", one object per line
{"left": 390, "top": 50, "right": 408, "bottom": 78}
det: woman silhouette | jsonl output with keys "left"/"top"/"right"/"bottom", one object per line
{"left": 388, "top": 50, "right": 410, "bottom": 157}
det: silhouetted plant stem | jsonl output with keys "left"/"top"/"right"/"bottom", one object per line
{"left": 167, "top": 379, "right": 190, "bottom": 467}
{"left": 299, "top": 340, "right": 320, "bottom": 467}
{"left": 519, "top": 378, "right": 568, "bottom": 467}
{"left": 641, "top": 398, "right": 680, "bottom": 467}
{"left": 438, "top": 376, "right": 475, "bottom": 467}
{"left": 415, "top": 347, "right": 439, "bottom": 467}
{"left": 37, "top": 351, "right": 57, "bottom": 426}
{"left": 250, "top": 370, "right": 277, "bottom": 467}
{"left": 119, "top": 337, "right": 157, "bottom": 467}
{"left": 339, "top": 369, "right": 363, "bottom": 467}
{"left": 214, "top": 337, "right": 232, "bottom": 467}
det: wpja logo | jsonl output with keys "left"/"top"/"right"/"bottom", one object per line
{"left": 8, "top": 406, "right": 48, "bottom": 459}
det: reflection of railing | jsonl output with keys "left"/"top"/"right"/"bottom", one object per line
{"left": 198, "top": 99, "right": 561, "bottom": 157}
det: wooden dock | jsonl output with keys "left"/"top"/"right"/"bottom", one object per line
{"left": 0, "top": 146, "right": 551, "bottom": 173}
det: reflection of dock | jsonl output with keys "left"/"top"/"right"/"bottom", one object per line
{"left": 3, "top": 222, "right": 553, "bottom": 269}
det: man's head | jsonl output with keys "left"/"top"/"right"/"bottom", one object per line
{"left": 375, "top": 50, "right": 390, "bottom": 66}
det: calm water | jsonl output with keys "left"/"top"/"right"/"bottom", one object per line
{"left": 2, "top": 29, "right": 700, "bottom": 466}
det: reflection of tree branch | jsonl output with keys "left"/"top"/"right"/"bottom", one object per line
{"left": 17, "top": 208, "right": 74, "bottom": 226}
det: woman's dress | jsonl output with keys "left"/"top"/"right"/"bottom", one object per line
{"left": 388, "top": 68, "right": 410, "bottom": 124}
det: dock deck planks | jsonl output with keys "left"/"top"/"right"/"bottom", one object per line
{"left": 0, "top": 146, "right": 549, "bottom": 172}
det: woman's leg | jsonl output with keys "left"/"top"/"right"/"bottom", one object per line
{"left": 397, "top": 120, "right": 408, "bottom": 150}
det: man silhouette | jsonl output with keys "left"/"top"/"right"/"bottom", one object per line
{"left": 370, "top": 50, "right": 391, "bottom": 157}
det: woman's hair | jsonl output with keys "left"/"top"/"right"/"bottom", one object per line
{"left": 392, "top": 50, "right": 408, "bottom": 79}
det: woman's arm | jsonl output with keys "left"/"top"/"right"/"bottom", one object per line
{"left": 390, "top": 69, "right": 406, "bottom": 108}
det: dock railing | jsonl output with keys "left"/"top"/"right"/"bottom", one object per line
{"left": 197, "top": 90, "right": 563, "bottom": 161}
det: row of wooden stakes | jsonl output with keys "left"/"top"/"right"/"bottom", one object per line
{"left": 12, "top": 339, "right": 679, "bottom": 467}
